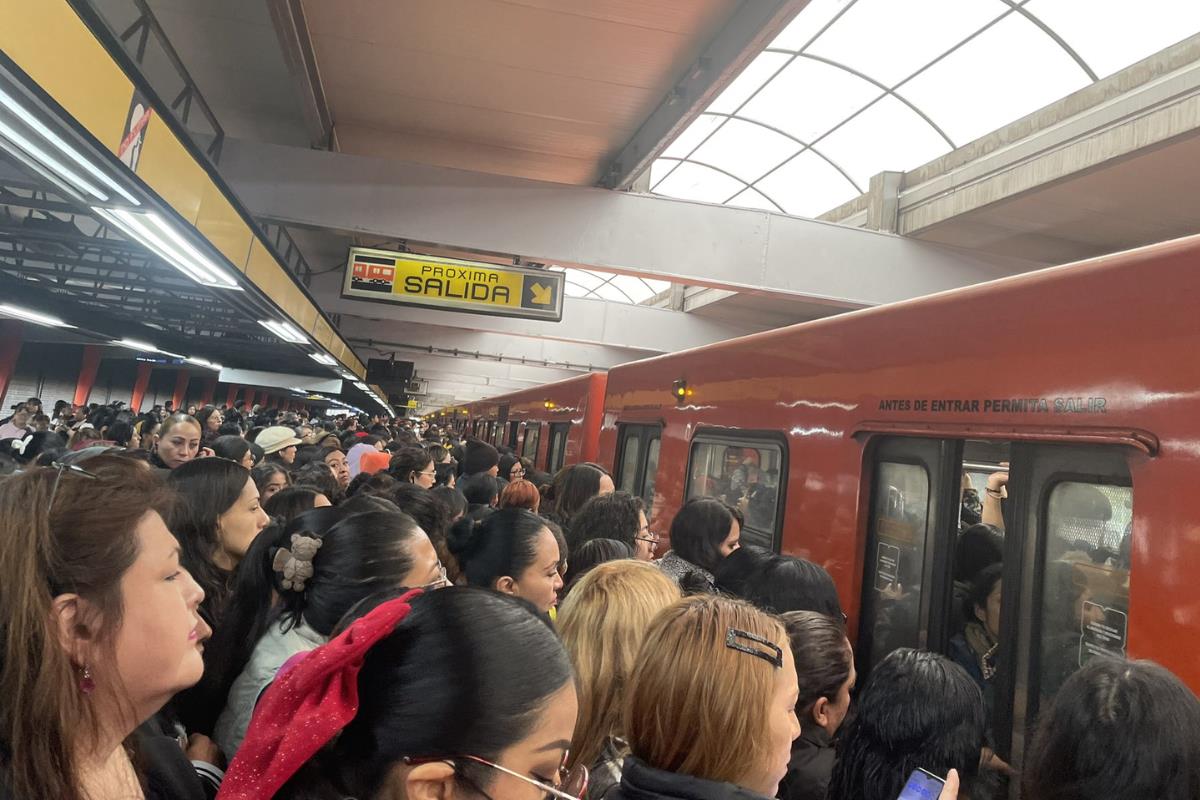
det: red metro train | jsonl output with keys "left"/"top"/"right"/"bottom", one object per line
{"left": 456, "top": 233, "right": 1200, "bottom": 775}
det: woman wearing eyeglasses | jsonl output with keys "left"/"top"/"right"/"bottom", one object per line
{"left": 499, "top": 453, "right": 527, "bottom": 484}
{"left": 210, "top": 508, "right": 445, "bottom": 760}
{"left": 391, "top": 445, "right": 438, "bottom": 489}
{"left": 217, "top": 587, "right": 586, "bottom": 800}
{"left": 566, "top": 490, "right": 657, "bottom": 561}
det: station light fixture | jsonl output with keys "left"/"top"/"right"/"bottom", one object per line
{"left": 113, "top": 337, "right": 159, "bottom": 352}
{"left": 184, "top": 356, "right": 222, "bottom": 371}
{"left": 258, "top": 319, "right": 308, "bottom": 344}
{"left": 309, "top": 352, "right": 337, "bottom": 366}
{"left": 353, "top": 381, "right": 369, "bottom": 391}
{"left": 0, "top": 84, "right": 139, "bottom": 205}
{"left": 0, "top": 302, "right": 74, "bottom": 328}
{"left": 93, "top": 207, "right": 240, "bottom": 290}
{"left": 543, "top": 399, "right": 556, "bottom": 410}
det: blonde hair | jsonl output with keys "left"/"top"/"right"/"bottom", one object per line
{"left": 625, "top": 595, "right": 786, "bottom": 785}
{"left": 558, "top": 560, "right": 680, "bottom": 769}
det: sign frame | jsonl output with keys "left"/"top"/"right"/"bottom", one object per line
{"left": 341, "top": 247, "right": 564, "bottom": 322}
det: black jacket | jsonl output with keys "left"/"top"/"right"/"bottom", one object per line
{"left": 777, "top": 725, "right": 834, "bottom": 800}
{"left": 610, "top": 757, "right": 775, "bottom": 800}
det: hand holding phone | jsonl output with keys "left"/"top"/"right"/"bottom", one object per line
{"left": 896, "top": 767, "right": 958, "bottom": 800}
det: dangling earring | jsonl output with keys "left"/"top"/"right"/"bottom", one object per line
{"left": 79, "top": 665, "right": 95, "bottom": 695}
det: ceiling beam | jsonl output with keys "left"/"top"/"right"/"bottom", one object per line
{"left": 599, "top": 0, "right": 806, "bottom": 189}
{"left": 220, "top": 138, "right": 1044, "bottom": 309}
{"left": 322, "top": 279, "right": 757, "bottom": 356}
{"left": 266, "top": 0, "right": 334, "bottom": 150}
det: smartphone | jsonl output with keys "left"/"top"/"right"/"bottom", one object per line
{"left": 896, "top": 768, "right": 946, "bottom": 800}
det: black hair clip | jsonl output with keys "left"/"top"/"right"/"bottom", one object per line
{"left": 725, "top": 627, "right": 783, "bottom": 668}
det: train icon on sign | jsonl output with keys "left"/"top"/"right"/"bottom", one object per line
{"left": 350, "top": 258, "right": 396, "bottom": 293}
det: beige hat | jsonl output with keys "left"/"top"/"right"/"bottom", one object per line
{"left": 257, "top": 426, "right": 303, "bottom": 455}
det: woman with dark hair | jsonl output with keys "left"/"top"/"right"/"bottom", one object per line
{"left": 1023, "top": 657, "right": 1200, "bottom": 800}
{"left": 658, "top": 497, "right": 742, "bottom": 591}
{"left": 213, "top": 509, "right": 443, "bottom": 758}
{"left": 218, "top": 588, "right": 582, "bottom": 800}
{"left": 949, "top": 563, "right": 1003, "bottom": 697}
{"left": 778, "top": 612, "right": 856, "bottom": 800}
{"left": 195, "top": 405, "right": 224, "bottom": 442}
{"left": 264, "top": 486, "right": 332, "bottom": 526}
{"left": 293, "top": 461, "right": 342, "bottom": 506}
{"left": 448, "top": 508, "right": 564, "bottom": 614}
{"left": 713, "top": 545, "right": 773, "bottom": 599}
{"left": 432, "top": 485, "right": 468, "bottom": 522}
{"left": 167, "top": 457, "right": 270, "bottom": 626}
{"left": 345, "top": 470, "right": 396, "bottom": 498}
{"left": 252, "top": 460, "right": 291, "bottom": 501}
{"left": 568, "top": 490, "right": 656, "bottom": 560}
{"left": 562, "top": 538, "right": 633, "bottom": 592}
{"left": 388, "top": 482, "right": 459, "bottom": 584}
{"left": 151, "top": 412, "right": 203, "bottom": 470}
{"left": 106, "top": 418, "right": 137, "bottom": 447}
{"left": 390, "top": 445, "right": 437, "bottom": 488}
{"left": 743, "top": 555, "right": 844, "bottom": 618}
{"left": 547, "top": 463, "right": 614, "bottom": 528}
{"left": 434, "top": 460, "right": 457, "bottom": 488}
{"left": 498, "top": 452, "right": 526, "bottom": 483}
{"left": 826, "top": 648, "right": 981, "bottom": 800}
{"left": 459, "top": 472, "right": 500, "bottom": 519}
{"left": 0, "top": 455, "right": 213, "bottom": 799}
{"left": 212, "top": 434, "right": 255, "bottom": 469}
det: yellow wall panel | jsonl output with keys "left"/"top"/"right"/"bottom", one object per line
{"left": 245, "top": 240, "right": 291, "bottom": 299}
{"left": 294, "top": 301, "right": 317, "bottom": 333}
{"left": 136, "top": 124, "right": 206, "bottom": 224}
{"left": 195, "top": 182, "right": 252, "bottom": 271}
{"left": 0, "top": 0, "right": 132, "bottom": 154}
{"left": 313, "top": 318, "right": 334, "bottom": 350}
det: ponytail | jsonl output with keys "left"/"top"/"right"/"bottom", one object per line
{"left": 447, "top": 509, "right": 548, "bottom": 589}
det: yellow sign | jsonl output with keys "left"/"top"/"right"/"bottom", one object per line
{"left": 406, "top": 399, "right": 419, "bottom": 409}
{"left": 342, "top": 248, "right": 564, "bottom": 322}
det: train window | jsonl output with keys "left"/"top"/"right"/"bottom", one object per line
{"left": 1036, "top": 481, "right": 1132, "bottom": 703}
{"left": 546, "top": 423, "right": 570, "bottom": 472}
{"left": 861, "top": 461, "right": 931, "bottom": 667}
{"left": 616, "top": 424, "right": 662, "bottom": 509}
{"left": 522, "top": 422, "right": 541, "bottom": 460}
{"left": 686, "top": 435, "right": 784, "bottom": 550}
{"left": 642, "top": 437, "right": 661, "bottom": 508}
{"left": 507, "top": 421, "right": 519, "bottom": 449}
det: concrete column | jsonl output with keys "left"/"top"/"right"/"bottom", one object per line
{"left": 198, "top": 377, "right": 217, "bottom": 408}
{"left": 130, "top": 362, "right": 153, "bottom": 412}
{"left": 0, "top": 320, "right": 23, "bottom": 406}
{"left": 73, "top": 345, "right": 103, "bottom": 407}
{"left": 225, "top": 384, "right": 242, "bottom": 409}
{"left": 172, "top": 370, "right": 191, "bottom": 411}
{"left": 866, "top": 170, "right": 903, "bottom": 233}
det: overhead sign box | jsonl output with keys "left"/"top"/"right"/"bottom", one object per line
{"left": 342, "top": 248, "right": 564, "bottom": 322}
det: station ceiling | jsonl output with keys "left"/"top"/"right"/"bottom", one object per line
{"left": 15, "top": 0, "right": 1200, "bottom": 414}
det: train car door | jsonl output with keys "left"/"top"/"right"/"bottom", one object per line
{"left": 615, "top": 423, "right": 662, "bottom": 508}
{"left": 857, "top": 436, "right": 962, "bottom": 673}
{"left": 995, "top": 443, "right": 1135, "bottom": 788}
{"left": 546, "top": 422, "right": 571, "bottom": 473}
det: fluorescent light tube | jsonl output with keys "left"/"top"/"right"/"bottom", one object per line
{"left": 0, "top": 85, "right": 139, "bottom": 204}
{"left": 353, "top": 381, "right": 369, "bottom": 391}
{"left": 259, "top": 319, "right": 308, "bottom": 343}
{"left": 114, "top": 338, "right": 158, "bottom": 352}
{"left": 184, "top": 356, "right": 222, "bottom": 370}
{"left": 0, "top": 303, "right": 73, "bottom": 328}
{"left": 309, "top": 352, "right": 337, "bottom": 365}
{"left": 93, "top": 207, "right": 240, "bottom": 289}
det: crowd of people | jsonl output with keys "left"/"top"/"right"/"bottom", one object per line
{"left": 0, "top": 397, "right": 1197, "bottom": 800}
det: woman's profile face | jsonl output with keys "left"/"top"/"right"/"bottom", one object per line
{"left": 745, "top": 643, "right": 801, "bottom": 797}
{"left": 507, "top": 527, "right": 564, "bottom": 614}
{"left": 215, "top": 477, "right": 269, "bottom": 565}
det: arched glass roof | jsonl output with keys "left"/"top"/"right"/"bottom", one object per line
{"left": 649, "top": 0, "right": 1200, "bottom": 218}
{"left": 549, "top": 266, "right": 671, "bottom": 304}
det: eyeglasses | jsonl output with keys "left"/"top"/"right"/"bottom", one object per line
{"left": 48, "top": 461, "right": 98, "bottom": 511}
{"left": 420, "top": 562, "right": 451, "bottom": 591}
{"left": 635, "top": 526, "right": 660, "bottom": 550}
{"left": 418, "top": 469, "right": 437, "bottom": 476}
{"left": 405, "top": 754, "right": 588, "bottom": 800}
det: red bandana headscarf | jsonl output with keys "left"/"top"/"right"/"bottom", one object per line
{"left": 217, "top": 589, "right": 423, "bottom": 799}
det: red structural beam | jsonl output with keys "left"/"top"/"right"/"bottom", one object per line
{"left": 73, "top": 345, "right": 102, "bottom": 407}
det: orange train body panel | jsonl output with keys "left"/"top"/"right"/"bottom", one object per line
{"left": 463, "top": 373, "right": 607, "bottom": 470}
{"left": 465, "top": 234, "right": 1200, "bottom": 694}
